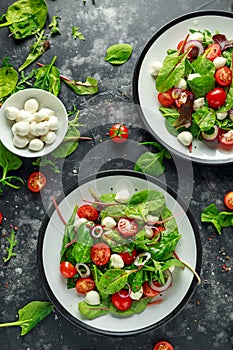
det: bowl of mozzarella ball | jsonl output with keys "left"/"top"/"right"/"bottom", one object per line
{"left": 0, "top": 88, "right": 68, "bottom": 158}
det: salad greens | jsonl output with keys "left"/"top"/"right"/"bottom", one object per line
{"left": 72, "top": 26, "right": 85, "bottom": 40}
{"left": 34, "top": 56, "right": 60, "bottom": 96}
{"left": 201, "top": 203, "right": 233, "bottom": 234}
{"left": 0, "top": 66, "right": 18, "bottom": 99}
{"left": 49, "top": 15, "right": 61, "bottom": 36}
{"left": 105, "top": 43, "right": 132, "bottom": 65}
{"left": 2, "top": 228, "right": 18, "bottom": 263}
{"left": 60, "top": 189, "right": 185, "bottom": 319}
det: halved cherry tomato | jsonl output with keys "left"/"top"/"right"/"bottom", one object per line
{"left": 91, "top": 242, "right": 111, "bottom": 266}
{"left": 224, "top": 191, "right": 233, "bottom": 211}
{"left": 142, "top": 282, "right": 159, "bottom": 298}
{"left": 153, "top": 225, "right": 165, "bottom": 237}
{"left": 118, "top": 248, "right": 137, "bottom": 265}
{"left": 218, "top": 129, "right": 233, "bottom": 146}
{"left": 158, "top": 90, "right": 174, "bottom": 107}
{"left": 109, "top": 124, "right": 129, "bottom": 143}
{"left": 206, "top": 87, "right": 227, "bottom": 109}
{"left": 206, "top": 43, "right": 221, "bottom": 61}
{"left": 174, "top": 90, "right": 193, "bottom": 108}
{"left": 215, "top": 66, "right": 232, "bottom": 86}
{"left": 75, "top": 277, "right": 95, "bottom": 294}
{"left": 111, "top": 290, "right": 132, "bottom": 311}
{"left": 77, "top": 204, "right": 99, "bottom": 221}
{"left": 153, "top": 340, "right": 174, "bottom": 350}
{"left": 118, "top": 218, "right": 138, "bottom": 237}
{"left": 28, "top": 171, "right": 46, "bottom": 192}
{"left": 60, "top": 261, "right": 77, "bottom": 278}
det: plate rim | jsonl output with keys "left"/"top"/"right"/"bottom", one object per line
{"left": 37, "top": 169, "right": 202, "bottom": 336}
{"left": 132, "top": 10, "right": 233, "bottom": 165}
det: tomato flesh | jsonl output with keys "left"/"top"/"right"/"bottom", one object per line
{"left": 91, "top": 242, "right": 111, "bottom": 266}
{"left": 118, "top": 218, "right": 138, "bottom": 237}
{"left": 28, "top": 172, "right": 46, "bottom": 192}
{"left": 118, "top": 248, "right": 137, "bottom": 265}
{"left": 60, "top": 261, "right": 77, "bottom": 278}
{"left": 77, "top": 204, "right": 99, "bottom": 221}
{"left": 158, "top": 90, "right": 174, "bottom": 107}
{"left": 206, "top": 88, "right": 227, "bottom": 109}
{"left": 76, "top": 277, "right": 95, "bottom": 294}
{"left": 153, "top": 340, "right": 174, "bottom": 350}
{"left": 215, "top": 66, "right": 232, "bottom": 86}
{"left": 224, "top": 191, "right": 233, "bottom": 210}
{"left": 142, "top": 282, "right": 159, "bottom": 298}
{"left": 218, "top": 129, "right": 233, "bottom": 146}
{"left": 109, "top": 124, "right": 129, "bottom": 143}
{"left": 111, "top": 290, "right": 132, "bottom": 311}
{"left": 206, "top": 43, "right": 221, "bottom": 61}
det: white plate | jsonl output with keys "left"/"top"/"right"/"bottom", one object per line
{"left": 37, "top": 170, "right": 201, "bottom": 336}
{"left": 133, "top": 10, "right": 233, "bottom": 164}
{"left": 0, "top": 88, "right": 68, "bottom": 158}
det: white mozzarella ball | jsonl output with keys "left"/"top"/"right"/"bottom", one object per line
{"left": 101, "top": 216, "right": 117, "bottom": 229}
{"left": 130, "top": 287, "right": 143, "bottom": 300}
{"left": 29, "top": 138, "right": 44, "bottom": 151}
{"left": 85, "top": 291, "right": 100, "bottom": 306}
{"left": 17, "top": 109, "right": 34, "bottom": 123}
{"left": 30, "top": 121, "right": 40, "bottom": 136}
{"left": 188, "top": 32, "right": 204, "bottom": 42}
{"left": 26, "top": 132, "right": 36, "bottom": 141}
{"left": 37, "top": 107, "right": 55, "bottom": 120}
{"left": 115, "top": 189, "right": 131, "bottom": 203}
{"left": 41, "top": 131, "right": 57, "bottom": 144}
{"left": 35, "top": 121, "right": 49, "bottom": 136}
{"left": 151, "top": 61, "right": 163, "bottom": 77}
{"left": 24, "top": 98, "right": 39, "bottom": 113}
{"left": 177, "top": 131, "right": 193, "bottom": 146}
{"left": 213, "top": 56, "right": 227, "bottom": 69}
{"left": 48, "top": 115, "right": 59, "bottom": 130}
{"left": 216, "top": 111, "right": 228, "bottom": 120}
{"left": 188, "top": 73, "right": 201, "bottom": 81}
{"left": 175, "top": 78, "right": 187, "bottom": 90}
{"left": 33, "top": 111, "right": 46, "bottom": 122}
{"left": 193, "top": 97, "right": 205, "bottom": 111}
{"left": 5, "top": 106, "right": 19, "bottom": 120}
{"left": 13, "top": 121, "right": 30, "bottom": 136}
{"left": 13, "top": 135, "right": 29, "bottom": 148}
{"left": 110, "top": 254, "right": 124, "bottom": 269}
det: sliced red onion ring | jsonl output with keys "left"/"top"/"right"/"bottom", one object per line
{"left": 184, "top": 40, "right": 204, "bottom": 56}
{"left": 202, "top": 125, "right": 218, "bottom": 142}
{"left": 75, "top": 263, "right": 90, "bottom": 278}
{"left": 118, "top": 284, "right": 131, "bottom": 298}
{"left": 171, "top": 88, "right": 182, "bottom": 99}
{"left": 134, "top": 252, "right": 151, "bottom": 266}
{"left": 91, "top": 225, "right": 104, "bottom": 238}
{"left": 149, "top": 269, "right": 172, "bottom": 292}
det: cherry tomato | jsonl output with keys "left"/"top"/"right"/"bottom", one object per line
{"left": 158, "top": 90, "right": 174, "bottom": 107}
{"left": 174, "top": 90, "right": 193, "bottom": 108}
{"left": 75, "top": 277, "right": 95, "bottom": 294}
{"left": 142, "top": 282, "right": 159, "bottom": 298}
{"left": 118, "top": 218, "right": 138, "bottom": 237}
{"left": 206, "top": 87, "right": 227, "bottom": 109}
{"left": 206, "top": 43, "right": 221, "bottom": 61}
{"left": 118, "top": 248, "right": 137, "bottom": 265}
{"left": 153, "top": 340, "right": 174, "bottom": 350}
{"left": 60, "top": 261, "right": 77, "bottom": 278}
{"left": 91, "top": 242, "right": 111, "bottom": 266}
{"left": 153, "top": 225, "right": 165, "bottom": 237}
{"left": 0, "top": 212, "right": 2, "bottom": 225}
{"left": 28, "top": 172, "right": 46, "bottom": 192}
{"left": 77, "top": 205, "right": 99, "bottom": 221}
{"left": 215, "top": 66, "right": 232, "bottom": 86}
{"left": 218, "top": 129, "right": 233, "bottom": 146}
{"left": 111, "top": 290, "right": 132, "bottom": 311}
{"left": 177, "top": 40, "right": 185, "bottom": 52}
{"left": 109, "top": 124, "right": 129, "bottom": 143}
{"left": 224, "top": 191, "right": 233, "bottom": 211}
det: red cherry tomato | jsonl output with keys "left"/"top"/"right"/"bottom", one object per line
{"left": 109, "top": 124, "right": 129, "bottom": 143}
{"left": 158, "top": 90, "right": 174, "bottom": 107}
{"left": 224, "top": 191, "right": 233, "bottom": 210}
{"left": 60, "top": 261, "right": 77, "bottom": 278}
{"left": 218, "top": 129, "right": 233, "bottom": 146}
{"left": 206, "top": 43, "right": 221, "bottom": 61}
{"left": 75, "top": 277, "right": 95, "bottom": 294}
{"left": 153, "top": 225, "right": 165, "bottom": 237}
{"left": 118, "top": 248, "right": 137, "bottom": 265}
{"left": 0, "top": 212, "right": 3, "bottom": 225}
{"left": 28, "top": 172, "right": 47, "bottom": 192}
{"left": 91, "top": 242, "right": 111, "bottom": 266}
{"left": 111, "top": 290, "right": 132, "bottom": 311}
{"left": 118, "top": 218, "right": 138, "bottom": 237}
{"left": 153, "top": 340, "right": 174, "bottom": 350}
{"left": 77, "top": 205, "right": 99, "bottom": 221}
{"left": 177, "top": 40, "right": 185, "bottom": 52}
{"left": 174, "top": 90, "right": 193, "bottom": 108}
{"left": 215, "top": 66, "right": 232, "bottom": 86}
{"left": 206, "top": 88, "right": 227, "bottom": 109}
{"left": 142, "top": 282, "right": 159, "bottom": 298}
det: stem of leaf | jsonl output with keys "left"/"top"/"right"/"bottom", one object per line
{"left": 0, "top": 319, "right": 32, "bottom": 328}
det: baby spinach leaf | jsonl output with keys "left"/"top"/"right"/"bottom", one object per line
{"left": 78, "top": 300, "right": 110, "bottom": 320}
{"left": 201, "top": 203, "right": 233, "bottom": 234}
{"left": 60, "top": 205, "right": 78, "bottom": 260}
{"left": 33, "top": 56, "right": 60, "bottom": 96}
{"left": 0, "top": 66, "right": 18, "bottom": 98}
{"left": 62, "top": 76, "right": 98, "bottom": 95}
{"left": 0, "top": 0, "right": 48, "bottom": 39}
{"left": 98, "top": 269, "right": 130, "bottom": 295}
{"left": 193, "top": 107, "right": 216, "bottom": 131}
{"left": 71, "top": 223, "right": 93, "bottom": 263}
{"left": 0, "top": 301, "right": 54, "bottom": 336}
{"left": 188, "top": 75, "right": 215, "bottom": 98}
{"left": 105, "top": 43, "right": 132, "bottom": 65}
{"left": 192, "top": 55, "right": 215, "bottom": 76}
{"left": 109, "top": 297, "right": 151, "bottom": 317}
{"left": 148, "top": 231, "right": 181, "bottom": 261}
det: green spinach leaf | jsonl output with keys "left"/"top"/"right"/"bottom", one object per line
{"left": 62, "top": 76, "right": 98, "bottom": 95}
{"left": 201, "top": 203, "right": 233, "bottom": 234}
{"left": 188, "top": 75, "right": 215, "bottom": 98}
{"left": 60, "top": 205, "right": 78, "bottom": 260}
{"left": 192, "top": 55, "right": 215, "bottom": 76}
{"left": 98, "top": 270, "right": 130, "bottom": 295}
{"left": 72, "top": 26, "right": 85, "bottom": 40}
{"left": 193, "top": 107, "right": 216, "bottom": 131}
{"left": 2, "top": 229, "right": 17, "bottom": 263}
{"left": 78, "top": 300, "right": 110, "bottom": 320}
{"left": 71, "top": 223, "right": 93, "bottom": 263}
{"left": 0, "top": 66, "right": 18, "bottom": 98}
{"left": 33, "top": 56, "right": 60, "bottom": 96}
{"left": 105, "top": 43, "right": 132, "bottom": 65}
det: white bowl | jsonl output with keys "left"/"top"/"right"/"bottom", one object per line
{"left": 37, "top": 170, "right": 201, "bottom": 336}
{"left": 133, "top": 10, "right": 233, "bottom": 164}
{"left": 0, "top": 88, "right": 68, "bottom": 158}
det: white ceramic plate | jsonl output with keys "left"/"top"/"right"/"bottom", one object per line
{"left": 133, "top": 10, "right": 233, "bottom": 164}
{"left": 37, "top": 170, "right": 201, "bottom": 336}
{"left": 0, "top": 88, "right": 68, "bottom": 158}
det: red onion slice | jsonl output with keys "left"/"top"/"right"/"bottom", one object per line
{"left": 91, "top": 225, "right": 103, "bottom": 238}
{"left": 134, "top": 252, "right": 151, "bottom": 266}
{"left": 75, "top": 263, "right": 91, "bottom": 278}
{"left": 184, "top": 40, "right": 204, "bottom": 56}
{"left": 149, "top": 269, "right": 172, "bottom": 292}
{"left": 118, "top": 284, "right": 131, "bottom": 298}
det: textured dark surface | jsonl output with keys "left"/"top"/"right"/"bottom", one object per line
{"left": 0, "top": 0, "right": 233, "bottom": 349}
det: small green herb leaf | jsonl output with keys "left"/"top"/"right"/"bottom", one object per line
{"left": 49, "top": 15, "right": 61, "bottom": 36}
{"left": 72, "top": 26, "right": 85, "bottom": 40}
{"left": 3, "top": 229, "right": 18, "bottom": 263}
{"left": 105, "top": 43, "right": 132, "bottom": 65}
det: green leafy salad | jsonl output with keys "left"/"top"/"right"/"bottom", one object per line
{"left": 153, "top": 29, "right": 233, "bottom": 149}
{"left": 59, "top": 188, "right": 186, "bottom": 320}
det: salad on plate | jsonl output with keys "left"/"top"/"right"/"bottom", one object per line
{"left": 58, "top": 188, "right": 193, "bottom": 320}
{"left": 152, "top": 29, "right": 233, "bottom": 150}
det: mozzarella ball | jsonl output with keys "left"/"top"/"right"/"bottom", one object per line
{"left": 175, "top": 78, "right": 187, "bottom": 90}
{"left": 26, "top": 132, "right": 36, "bottom": 141}
{"left": 188, "top": 32, "right": 204, "bottom": 42}
{"left": 41, "top": 131, "right": 57, "bottom": 144}
{"left": 17, "top": 109, "right": 34, "bottom": 123}
{"left": 188, "top": 73, "right": 201, "bottom": 81}
{"left": 213, "top": 56, "right": 227, "bottom": 69}
{"left": 177, "top": 131, "right": 193, "bottom": 146}
{"left": 37, "top": 107, "right": 54, "bottom": 120}
{"left": 29, "top": 138, "right": 44, "bottom": 151}
{"left": 85, "top": 291, "right": 100, "bottom": 306}
{"left": 130, "top": 287, "right": 143, "bottom": 300}
{"left": 151, "top": 61, "right": 163, "bottom": 77}
{"left": 47, "top": 115, "right": 59, "bottom": 130}
{"left": 24, "top": 98, "right": 39, "bottom": 113}
{"left": 110, "top": 254, "right": 124, "bottom": 269}
{"left": 193, "top": 97, "right": 205, "bottom": 111}
{"left": 13, "top": 135, "right": 29, "bottom": 148}
{"left": 115, "top": 189, "right": 131, "bottom": 203}
{"left": 216, "top": 111, "right": 228, "bottom": 120}
{"left": 101, "top": 216, "right": 116, "bottom": 229}
{"left": 30, "top": 121, "right": 40, "bottom": 136}
{"left": 13, "top": 121, "right": 30, "bottom": 136}
{"left": 35, "top": 121, "right": 49, "bottom": 136}
{"left": 5, "top": 106, "right": 19, "bottom": 120}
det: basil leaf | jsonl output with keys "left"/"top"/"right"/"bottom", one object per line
{"left": 193, "top": 107, "right": 216, "bottom": 131}
{"left": 188, "top": 75, "right": 215, "bottom": 98}
{"left": 105, "top": 43, "right": 132, "bottom": 65}
{"left": 98, "top": 270, "right": 130, "bottom": 295}
{"left": 0, "top": 67, "right": 18, "bottom": 98}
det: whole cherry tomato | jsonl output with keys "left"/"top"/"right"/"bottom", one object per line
{"left": 224, "top": 191, "right": 233, "bottom": 210}
{"left": 109, "top": 124, "right": 129, "bottom": 143}
{"left": 60, "top": 261, "right": 77, "bottom": 278}
{"left": 111, "top": 290, "right": 132, "bottom": 311}
{"left": 153, "top": 340, "right": 174, "bottom": 350}
{"left": 206, "top": 88, "right": 227, "bottom": 109}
